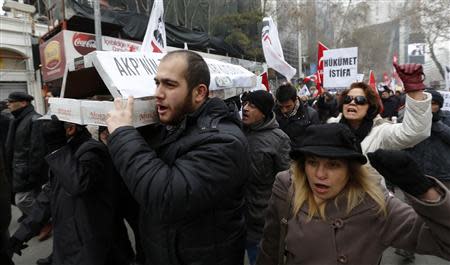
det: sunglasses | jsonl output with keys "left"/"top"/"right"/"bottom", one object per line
{"left": 343, "top": 95, "right": 368, "bottom": 105}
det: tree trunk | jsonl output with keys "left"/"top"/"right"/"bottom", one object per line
{"left": 427, "top": 36, "right": 446, "bottom": 80}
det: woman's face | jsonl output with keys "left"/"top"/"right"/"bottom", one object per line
{"left": 304, "top": 156, "right": 350, "bottom": 204}
{"left": 342, "top": 88, "right": 369, "bottom": 124}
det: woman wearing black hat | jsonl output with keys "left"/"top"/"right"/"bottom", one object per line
{"left": 256, "top": 123, "right": 450, "bottom": 265}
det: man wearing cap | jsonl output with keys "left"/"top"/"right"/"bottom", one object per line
{"left": 5, "top": 92, "right": 47, "bottom": 221}
{"left": 241, "top": 90, "right": 290, "bottom": 265}
{"left": 404, "top": 90, "right": 450, "bottom": 189}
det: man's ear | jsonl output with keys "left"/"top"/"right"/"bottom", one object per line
{"left": 193, "top": 84, "right": 208, "bottom": 103}
{"left": 66, "top": 125, "right": 77, "bottom": 137}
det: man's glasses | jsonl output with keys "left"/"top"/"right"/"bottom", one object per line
{"left": 343, "top": 95, "right": 368, "bottom": 105}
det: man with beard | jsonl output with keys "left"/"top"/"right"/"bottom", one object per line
{"left": 240, "top": 90, "right": 290, "bottom": 265}
{"left": 106, "top": 50, "right": 249, "bottom": 265}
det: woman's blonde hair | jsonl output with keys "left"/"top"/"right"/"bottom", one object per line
{"left": 291, "top": 158, "right": 386, "bottom": 220}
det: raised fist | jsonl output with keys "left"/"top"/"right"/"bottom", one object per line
{"left": 393, "top": 62, "right": 425, "bottom": 92}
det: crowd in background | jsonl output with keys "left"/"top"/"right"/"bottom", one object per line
{"left": 0, "top": 51, "right": 449, "bottom": 265}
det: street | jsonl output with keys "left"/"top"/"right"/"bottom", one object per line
{"left": 9, "top": 206, "right": 449, "bottom": 265}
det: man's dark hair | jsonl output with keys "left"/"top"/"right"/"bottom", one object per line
{"left": 275, "top": 83, "right": 297, "bottom": 103}
{"left": 162, "top": 50, "right": 210, "bottom": 95}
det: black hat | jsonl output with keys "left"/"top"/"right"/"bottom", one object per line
{"left": 7, "top": 92, "right": 34, "bottom": 102}
{"left": 241, "top": 90, "right": 274, "bottom": 118}
{"left": 290, "top": 123, "right": 367, "bottom": 164}
{"left": 426, "top": 90, "right": 443, "bottom": 108}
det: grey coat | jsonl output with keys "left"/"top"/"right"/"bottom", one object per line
{"left": 257, "top": 171, "right": 450, "bottom": 265}
{"left": 244, "top": 114, "right": 290, "bottom": 242}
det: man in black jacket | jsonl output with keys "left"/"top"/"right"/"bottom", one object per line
{"left": 8, "top": 120, "right": 124, "bottom": 265}
{"left": 5, "top": 92, "right": 47, "bottom": 219}
{"left": 240, "top": 90, "right": 290, "bottom": 265}
{"left": 0, "top": 101, "right": 13, "bottom": 265}
{"left": 106, "top": 50, "right": 249, "bottom": 265}
{"left": 274, "top": 84, "right": 320, "bottom": 141}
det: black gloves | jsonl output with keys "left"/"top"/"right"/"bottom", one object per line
{"left": 41, "top": 115, "right": 66, "bottom": 152}
{"left": 367, "top": 149, "right": 435, "bottom": 196}
{"left": 8, "top": 236, "right": 28, "bottom": 256}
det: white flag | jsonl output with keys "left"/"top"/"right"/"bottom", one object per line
{"left": 140, "top": 0, "right": 166, "bottom": 53}
{"left": 261, "top": 17, "right": 296, "bottom": 81}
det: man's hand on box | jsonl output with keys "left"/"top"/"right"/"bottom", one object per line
{"left": 107, "top": 97, "right": 134, "bottom": 133}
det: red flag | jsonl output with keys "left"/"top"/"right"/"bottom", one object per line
{"left": 369, "top": 70, "right": 376, "bottom": 89}
{"left": 369, "top": 70, "right": 384, "bottom": 114}
{"left": 260, "top": 72, "right": 270, "bottom": 92}
{"left": 317, "top": 41, "right": 328, "bottom": 95}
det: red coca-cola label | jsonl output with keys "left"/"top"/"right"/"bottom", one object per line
{"left": 72, "top": 33, "right": 96, "bottom": 55}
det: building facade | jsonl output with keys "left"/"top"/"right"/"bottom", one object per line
{"left": 0, "top": 1, "right": 48, "bottom": 113}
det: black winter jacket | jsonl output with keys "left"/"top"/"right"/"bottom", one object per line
{"left": 405, "top": 111, "right": 450, "bottom": 182}
{"left": 13, "top": 131, "right": 133, "bottom": 265}
{"left": 244, "top": 114, "right": 290, "bottom": 242}
{"left": 46, "top": 131, "right": 116, "bottom": 265}
{"left": 275, "top": 99, "right": 320, "bottom": 141}
{"left": 5, "top": 105, "right": 47, "bottom": 192}
{"left": 108, "top": 98, "right": 250, "bottom": 265}
{"left": 0, "top": 113, "right": 11, "bottom": 233}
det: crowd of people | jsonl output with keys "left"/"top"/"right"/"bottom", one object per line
{"left": 0, "top": 50, "right": 449, "bottom": 265}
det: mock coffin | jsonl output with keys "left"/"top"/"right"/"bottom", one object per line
{"left": 48, "top": 51, "right": 256, "bottom": 127}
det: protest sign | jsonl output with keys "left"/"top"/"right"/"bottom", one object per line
{"left": 298, "top": 85, "right": 311, "bottom": 97}
{"left": 440, "top": 91, "right": 450, "bottom": 111}
{"left": 356, "top": 74, "right": 364, "bottom": 82}
{"left": 323, "top": 47, "right": 358, "bottom": 88}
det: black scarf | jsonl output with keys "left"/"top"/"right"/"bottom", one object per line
{"left": 432, "top": 111, "right": 441, "bottom": 122}
{"left": 339, "top": 117, "right": 374, "bottom": 144}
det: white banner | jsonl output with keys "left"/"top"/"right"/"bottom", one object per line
{"left": 323, "top": 47, "right": 358, "bottom": 88}
{"left": 140, "top": 0, "right": 166, "bottom": 53}
{"left": 87, "top": 51, "right": 256, "bottom": 98}
{"left": 261, "top": 17, "right": 296, "bottom": 81}
{"left": 440, "top": 91, "right": 450, "bottom": 111}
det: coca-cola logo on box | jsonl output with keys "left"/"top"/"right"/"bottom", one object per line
{"left": 72, "top": 33, "right": 96, "bottom": 55}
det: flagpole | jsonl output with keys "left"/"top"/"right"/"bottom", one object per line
{"left": 94, "top": 0, "right": 102, "bottom": 51}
